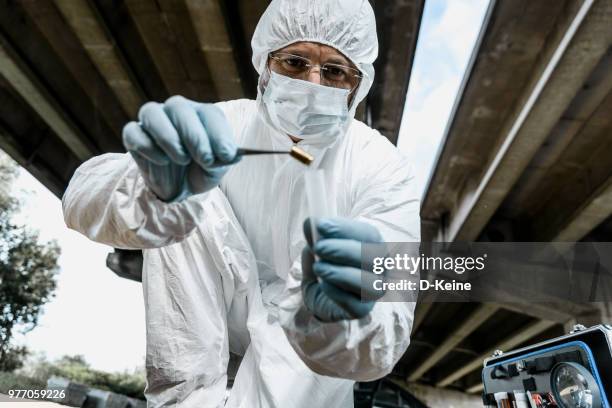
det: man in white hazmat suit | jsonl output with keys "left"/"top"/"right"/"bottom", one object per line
{"left": 63, "top": 0, "right": 420, "bottom": 406}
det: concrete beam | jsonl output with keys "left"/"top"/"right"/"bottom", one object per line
{"left": 552, "top": 177, "right": 612, "bottom": 241}
{"left": 412, "top": 302, "right": 433, "bottom": 334}
{"left": 0, "top": 35, "right": 93, "bottom": 161}
{"left": 501, "top": 49, "right": 612, "bottom": 221}
{"left": 408, "top": 304, "right": 499, "bottom": 382}
{"left": 370, "top": 0, "right": 424, "bottom": 144}
{"left": 54, "top": 0, "right": 145, "bottom": 118}
{"left": 234, "top": 0, "right": 268, "bottom": 98}
{"left": 441, "top": 0, "right": 612, "bottom": 241}
{"left": 526, "top": 79, "right": 612, "bottom": 240}
{"left": 497, "top": 301, "right": 588, "bottom": 325}
{"left": 15, "top": 0, "right": 129, "bottom": 140}
{"left": 183, "top": 0, "right": 243, "bottom": 100}
{"left": 436, "top": 319, "right": 556, "bottom": 388}
{"left": 479, "top": 276, "right": 598, "bottom": 322}
{"left": 466, "top": 383, "right": 484, "bottom": 394}
{"left": 123, "top": 0, "right": 217, "bottom": 101}
{"left": 237, "top": 0, "right": 268, "bottom": 41}
{"left": 0, "top": 126, "right": 64, "bottom": 197}
{"left": 572, "top": 303, "right": 612, "bottom": 327}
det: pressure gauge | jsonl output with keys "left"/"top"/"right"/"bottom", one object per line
{"left": 550, "top": 362, "right": 601, "bottom": 408}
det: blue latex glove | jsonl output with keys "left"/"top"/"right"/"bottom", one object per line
{"left": 302, "top": 217, "right": 385, "bottom": 322}
{"left": 122, "top": 96, "right": 240, "bottom": 202}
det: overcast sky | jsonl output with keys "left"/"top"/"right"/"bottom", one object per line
{"left": 9, "top": 0, "right": 490, "bottom": 373}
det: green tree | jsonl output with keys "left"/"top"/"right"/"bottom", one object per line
{"left": 24, "top": 354, "right": 146, "bottom": 400}
{"left": 0, "top": 152, "right": 59, "bottom": 371}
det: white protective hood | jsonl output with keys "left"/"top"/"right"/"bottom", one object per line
{"left": 251, "top": 0, "right": 378, "bottom": 120}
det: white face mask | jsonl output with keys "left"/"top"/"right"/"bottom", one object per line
{"left": 261, "top": 70, "right": 351, "bottom": 143}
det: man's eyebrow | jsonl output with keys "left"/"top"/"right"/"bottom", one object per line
{"left": 326, "top": 55, "right": 351, "bottom": 65}
{"left": 280, "top": 47, "right": 311, "bottom": 56}
{"left": 279, "top": 47, "right": 354, "bottom": 66}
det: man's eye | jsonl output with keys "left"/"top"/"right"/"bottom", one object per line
{"left": 326, "top": 66, "right": 346, "bottom": 78}
{"left": 285, "top": 58, "right": 306, "bottom": 68}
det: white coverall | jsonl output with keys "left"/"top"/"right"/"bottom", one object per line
{"left": 62, "top": 1, "right": 420, "bottom": 407}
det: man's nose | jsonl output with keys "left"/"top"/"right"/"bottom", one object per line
{"left": 307, "top": 67, "right": 322, "bottom": 85}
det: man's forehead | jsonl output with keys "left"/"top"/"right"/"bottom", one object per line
{"left": 279, "top": 41, "right": 351, "bottom": 63}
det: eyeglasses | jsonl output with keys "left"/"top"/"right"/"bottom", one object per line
{"left": 268, "top": 52, "right": 363, "bottom": 92}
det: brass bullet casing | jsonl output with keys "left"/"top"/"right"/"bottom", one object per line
{"left": 289, "top": 146, "right": 314, "bottom": 165}
{"left": 220, "top": 146, "right": 314, "bottom": 167}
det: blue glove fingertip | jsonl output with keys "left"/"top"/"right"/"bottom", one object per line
{"left": 197, "top": 151, "right": 215, "bottom": 167}
{"left": 217, "top": 144, "right": 239, "bottom": 164}
{"left": 313, "top": 240, "right": 343, "bottom": 262}
{"left": 312, "top": 261, "right": 331, "bottom": 278}
{"left": 313, "top": 240, "right": 326, "bottom": 254}
{"left": 316, "top": 218, "right": 336, "bottom": 236}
